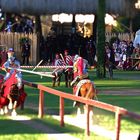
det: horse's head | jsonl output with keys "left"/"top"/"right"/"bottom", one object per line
{"left": 9, "top": 84, "right": 19, "bottom": 100}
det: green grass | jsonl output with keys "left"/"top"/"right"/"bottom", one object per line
{"left": 0, "top": 116, "right": 49, "bottom": 140}
{"left": 0, "top": 70, "right": 140, "bottom": 139}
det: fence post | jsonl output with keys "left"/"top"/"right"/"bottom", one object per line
{"left": 59, "top": 97, "right": 64, "bottom": 127}
{"left": 38, "top": 90, "right": 44, "bottom": 118}
{"left": 115, "top": 109, "right": 122, "bottom": 140}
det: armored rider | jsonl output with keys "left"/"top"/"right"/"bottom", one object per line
{"left": 71, "top": 54, "right": 89, "bottom": 88}
{"left": 2, "top": 48, "right": 22, "bottom": 90}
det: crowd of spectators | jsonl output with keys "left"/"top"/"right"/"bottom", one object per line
{"left": 105, "top": 39, "right": 140, "bottom": 71}
{"left": 40, "top": 33, "right": 140, "bottom": 71}
{"left": 5, "top": 15, "right": 34, "bottom": 33}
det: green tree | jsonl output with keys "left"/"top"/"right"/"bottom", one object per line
{"left": 96, "top": 0, "right": 106, "bottom": 78}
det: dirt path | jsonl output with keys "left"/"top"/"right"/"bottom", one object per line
{"left": 99, "top": 89, "right": 140, "bottom": 95}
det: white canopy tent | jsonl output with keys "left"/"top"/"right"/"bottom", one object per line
{"left": 133, "top": 29, "right": 140, "bottom": 47}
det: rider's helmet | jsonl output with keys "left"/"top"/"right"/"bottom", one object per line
{"left": 73, "top": 54, "right": 79, "bottom": 62}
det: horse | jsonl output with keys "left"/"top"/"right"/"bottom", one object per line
{"left": 73, "top": 79, "right": 97, "bottom": 120}
{"left": 0, "top": 71, "right": 27, "bottom": 116}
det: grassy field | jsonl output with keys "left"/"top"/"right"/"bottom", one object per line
{"left": 0, "top": 69, "right": 140, "bottom": 140}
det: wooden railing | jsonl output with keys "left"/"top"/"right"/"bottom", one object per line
{"left": 23, "top": 80, "right": 140, "bottom": 140}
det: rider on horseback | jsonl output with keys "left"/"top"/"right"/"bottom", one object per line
{"left": 71, "top": 54, "right": 89, "bottom": 87}
{"left": 2, "top": 48, "right": 22, "bottom": 91}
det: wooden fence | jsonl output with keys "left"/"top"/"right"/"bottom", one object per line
{"left": 22, "top": 79, "right": 140, "bottom": 140}
{"left": 0, "top": 32, "right": 37, "bottom": 65}
{"left": 0, "top": 32, "right": 134, "bottom": 65}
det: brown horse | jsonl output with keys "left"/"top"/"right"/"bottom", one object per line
{"left": 73, "top": 79, "right": 97, "bottom": 118}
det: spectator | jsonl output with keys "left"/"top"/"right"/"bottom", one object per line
{"left": 126, "top": 41, "right": 134, "bottom": 58}
{"left": 105, "top": 44, "right": 115, "bottom": 79}
{"left": 21, "top": 39, "right": 31, "bottom": 65}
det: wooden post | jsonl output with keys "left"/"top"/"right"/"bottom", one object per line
{"left": 38, "top": 90, "right": 44, "bottom": 118}
{"left": 59, "top": 97, "right": 64, "bottom": 127}
{"left": 115, "top": 109, "right": 122, "bottom": 140}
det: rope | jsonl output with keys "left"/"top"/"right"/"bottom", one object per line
{"left": 21, "top": 65, "right": 73, "bottom": 69}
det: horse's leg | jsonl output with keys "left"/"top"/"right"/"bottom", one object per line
{"left": 83, "top": 105, "right": 94, "bottom": 124}
{"left": 77, "top": 107, "right": 82, "bottom": 116}
{"left": 68, "top": 72, "right": 72, "bottom": 87}
{"left": 11, "top": 101, "right": 17, "bottom": 116}
{"left": 7, "top": 95, "right": 13, "bottom": 109}
{"left": 0, "top": 108, "right": 4, "bottom": 115}
{"left": 4, "top": 106, "right": 8, "bottom": 114}
{"left": 89, "top": 106, "right": 94, "bottom": 123}
{"left": 11, "top": 108, "right": 17, "bottom": 116}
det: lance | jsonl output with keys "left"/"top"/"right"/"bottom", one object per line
{"left": 32, "top": 60, "right": 43, "bottom": 71}
{"left": 60, "top": 53, "right": 66, "bottom": 65}
{"left": 60, "top": 53, "right": 70, "bottom": 72}
{"left": 7, "top": 67, "right": 55, "bottom": 78}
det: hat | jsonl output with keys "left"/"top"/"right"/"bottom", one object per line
{"left": 8, "top": 48, "right": 14, "bottom": 53}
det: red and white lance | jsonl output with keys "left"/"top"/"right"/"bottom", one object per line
{"left": 20, "top": 65, "right": 73, "bottom": 69}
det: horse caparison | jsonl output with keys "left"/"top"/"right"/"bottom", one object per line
{"left": 9, "top": 84, "right": 19, "bottom": 100}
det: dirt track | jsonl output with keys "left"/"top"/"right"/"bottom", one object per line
{"left": 100, "top": 89, "right": 140, "bottom": 95}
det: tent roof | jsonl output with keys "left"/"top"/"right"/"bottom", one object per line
{"left": 0, "top": 0, "right": 136, "bottom": 16}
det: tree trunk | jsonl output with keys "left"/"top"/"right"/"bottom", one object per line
{"left": 35, "top": 15, "right": 42, "bottom": 62}
{"left": 96, "top": 0, "right": 106, "bottom": 78}
{"left": 93, "top": 14, "right": 97, "bottom": 42}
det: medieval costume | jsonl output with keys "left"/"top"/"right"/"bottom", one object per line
{"left": 64, "top": 50, "right": 73, "bottom": 87}
{"left": 71, "top": 55, "right": 88, "bottom": 90}
{"left": 2, "top": 48, "right": 22, "bottom": 90}
{"left": 52, "top": 53, "right": 64, "bottom": 87}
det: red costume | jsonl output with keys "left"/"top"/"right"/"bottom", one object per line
{"left": 71, "top": 55, "right": 88, "bottom": 93}
{"left": 73, "top": 55, "right": 88, "bottom": 79}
